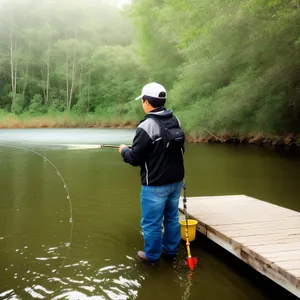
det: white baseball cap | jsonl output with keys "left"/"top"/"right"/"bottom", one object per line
{"left": 135, "top": 82, "right": 167, "bottom": 100}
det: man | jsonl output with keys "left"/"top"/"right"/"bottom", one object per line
{"left": 119, "top": 82, "right": 185, "bottom": 263}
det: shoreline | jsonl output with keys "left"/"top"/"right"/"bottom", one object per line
{"left": 0, "top": 117, "right": 299, "bottom": 149}
{"left": 187, "top": 133, "right": 300, "bottom": 149}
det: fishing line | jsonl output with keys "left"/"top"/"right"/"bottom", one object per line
{"left": 204, "top": 129, "right": 226, "bottom": 143}
{"left": 0, "top": 142, "right": 73, "bottom": 276}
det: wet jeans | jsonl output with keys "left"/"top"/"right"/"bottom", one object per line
{"left": 140, "top": 180, "right": 183, "bottom": 262}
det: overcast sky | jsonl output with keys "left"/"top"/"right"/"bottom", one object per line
{"left": 0, "top": 0, "right": 132, "bottom": 5}
{"left": 118, "top": 0, "right": 131, "bottom": 6}
{"left": 0, "top": 0, "right": 132, "bottom": 9}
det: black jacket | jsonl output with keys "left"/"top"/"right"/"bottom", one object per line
{"left": 121, "top": 107, "right": 185, "bottom": 186}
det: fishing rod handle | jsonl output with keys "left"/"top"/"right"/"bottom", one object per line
{"left": 101, "top": 145, "right": 119, "bottom": 148}
{"left": 101, "top": 145, "right": 132, "bottom": 149}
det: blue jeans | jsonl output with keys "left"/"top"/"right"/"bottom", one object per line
{"left": 140, "top": 180, "right": 183, "bottom": 262}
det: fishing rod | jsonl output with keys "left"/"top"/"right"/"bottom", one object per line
{"left": 63, "top": 129, "right": 224, "bottom": 150}
{"left": 62, "top": 144, "right": 132, "bottom": 150}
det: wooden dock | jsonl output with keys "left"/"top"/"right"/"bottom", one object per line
{"left": 179, "top": 195, "right": 300, "bottom": 298}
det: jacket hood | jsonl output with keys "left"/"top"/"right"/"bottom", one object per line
{"left": 147, "top": 107, "right": 173, "bottom": 118}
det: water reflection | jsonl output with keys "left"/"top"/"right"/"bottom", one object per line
{"left": 1, "top": 129, "right": 299, "bottom": 300}
{"left": 1, "top": 256, "right": 145, "bottom": 299}
{"left": 1, "top": 239, "right": 201, "bottom": 299}
{"left": 0, "top": 128, "right": 135, "bottom": 147}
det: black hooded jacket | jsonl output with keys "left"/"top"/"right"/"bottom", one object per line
{"left": 121, "top": 107, "right": 185, "bottom": 186}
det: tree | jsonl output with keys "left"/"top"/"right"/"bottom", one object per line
{"left": 0, "top": 0, "right": 137, "bottom": 113}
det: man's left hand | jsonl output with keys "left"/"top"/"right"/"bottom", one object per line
{"left": 119, "top": 144, "right": 128, "bottom": 153}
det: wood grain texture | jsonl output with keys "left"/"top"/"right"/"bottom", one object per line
{"left": 179, "top": 195, "right": 300, "bottom": 298}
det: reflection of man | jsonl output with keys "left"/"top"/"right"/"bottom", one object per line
{"left": 119, "top": 82, "right": 185, "bottom": 263}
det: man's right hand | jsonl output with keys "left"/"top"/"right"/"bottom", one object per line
{"left": 119, "top": 144, "right": 128, "bottom": 154}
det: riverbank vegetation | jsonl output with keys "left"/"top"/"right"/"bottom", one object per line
{"left": 1, "top": 0, "right": 300, "bottom": 146}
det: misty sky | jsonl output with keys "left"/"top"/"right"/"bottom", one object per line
{"left": 0, "top": 0, "right": 132, "bottom": 6}
{"left": 98, "top": 0, "right": 131, "bottom": 8}
{"left": 118, "top": 0, "right": 131, "bottom": 6}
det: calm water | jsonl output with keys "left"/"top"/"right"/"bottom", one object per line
{"left": 0, "top": 129, "right": 299, "bottom": 300}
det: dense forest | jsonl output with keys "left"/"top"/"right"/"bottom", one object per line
{"left": 1, "top": 0, "right": 300, "bottom": 142}
{"left": 0, "top": 0, "right": 143, "bottom": 123}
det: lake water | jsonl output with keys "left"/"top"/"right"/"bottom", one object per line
{"left": 0, "top": 128, "right": 299, "bottom": 300}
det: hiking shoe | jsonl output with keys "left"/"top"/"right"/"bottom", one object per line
{"left": 136, "top": 251, "right": 158, "bottom": 264}
{"left": 136, "top": 251, "right": 148, "bottom": 261}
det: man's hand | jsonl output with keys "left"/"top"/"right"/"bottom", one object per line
{"left": 119, "top": 144, "right": 129, "bottom": 154}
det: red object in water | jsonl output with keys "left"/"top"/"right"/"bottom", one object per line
{"left": 185, "top": 257, "right": 198, "bottom": 270}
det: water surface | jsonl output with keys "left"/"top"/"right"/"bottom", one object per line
{"left": 0, "top": 129, "right": 299, "bottom": 300}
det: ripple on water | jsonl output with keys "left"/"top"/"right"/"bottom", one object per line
{"left": 0, "top": 256, "right": 143, "bottom": 299}
{"left": 47, "top": 259, "right": 143, "bottom": 299}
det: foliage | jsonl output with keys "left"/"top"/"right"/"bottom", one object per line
{"left": 28, "top": 94, "right": 45, "bottom": 115}
{"left": 1, "top": 0, "right": 300, "bottom": 135}
{"left": 131, "top": 0, "right": 300, "bottom": 134}
{"left": 10, "top": 93, "right": 24, "bottom": 115}
{"left": 0, "top": 0, "right": 143, "bottom": 116}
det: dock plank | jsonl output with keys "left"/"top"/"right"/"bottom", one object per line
{"left": 277, "top": 260, "right": 300, "bottom": 270}
{"left": 264, "top": 250, "right": 300, "bottom": 261}
{"left": 214, "top": 220, "right": 300, "bottom": 231}
{"left": 251, "top": 242, "right": 300, "bottom": 253}
{"left": 179, "top": 195, "right": 300, "bottom": 298}
{"left": 290, "top": 270, "right": 300, "bottom": 277}
{"left": 242, "top": 237, "right": 300, "bottom": 247}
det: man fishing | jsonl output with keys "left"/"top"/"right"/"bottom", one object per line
{"left": 119, "top": 82, "right": 185, "bottom": 263}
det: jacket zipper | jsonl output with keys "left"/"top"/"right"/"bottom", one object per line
{"left": 145, "top": 162, "right": 149, "bottom": 186}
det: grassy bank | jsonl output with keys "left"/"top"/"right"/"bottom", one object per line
{"left": 1, "top": 112, "right": 299, "bottom": 149}
{"left": 0, "top": 112, "right": 138, "bottom": 129}
{"left": 187, "top": 133, "right": 300, "bottom": 148}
